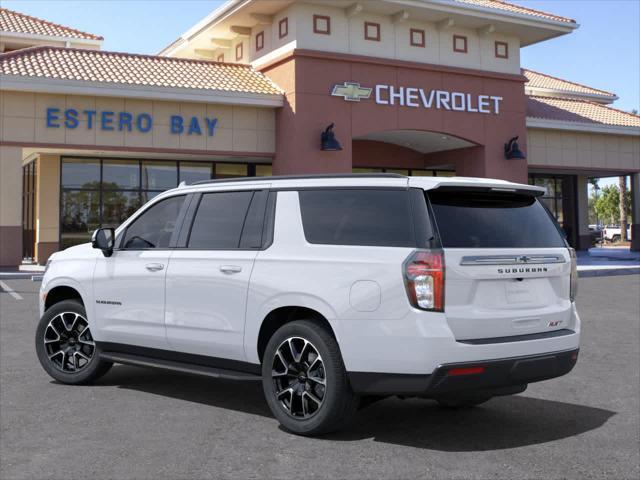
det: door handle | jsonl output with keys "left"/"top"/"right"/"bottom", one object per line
{"left": 220, "top": 265, "right": 242, "bottom": 274}
{"left": 145, "top": 263, "right": 165, "bottom": 272}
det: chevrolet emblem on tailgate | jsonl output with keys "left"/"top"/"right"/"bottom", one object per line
{"left": 331, "top": 82, "right": 372, "bottom": 102}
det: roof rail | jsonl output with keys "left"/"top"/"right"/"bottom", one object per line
{"left": 189, "top": 172, "right": 406, "bottom": 186}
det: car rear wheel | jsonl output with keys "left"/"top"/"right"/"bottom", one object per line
{"left": 261, "top": 320, "right": 359, "bottom": 436}
{"left": 35, "top": 299, "right": 112, "bottom": 384}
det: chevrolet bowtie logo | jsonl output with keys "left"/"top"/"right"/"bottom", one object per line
{"left": 331, "top": 82, "right": 372, "bottom": 102}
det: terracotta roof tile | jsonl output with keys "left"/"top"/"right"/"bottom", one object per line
{"left": 527, "top": 96, "right": 640, "bottom": 128}
{"left": 0, "top": 46, "right": 282, "bottom": 96}
{"left": 523, "top": 69, "right": 616, "bottom": 99}
{"left": 0, "top": 7, "right": 102, "bottom": 41}
{"left": 453, "top": 0, "right": 575, "bottom": 24}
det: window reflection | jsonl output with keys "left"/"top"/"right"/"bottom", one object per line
{"left": 142, "top": 161, "right": 178, "bottom": 190}
{"left": 60, "top": 157, "right": 270, "bottom": 248}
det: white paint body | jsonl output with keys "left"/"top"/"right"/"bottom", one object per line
{"left": 41, "top": 175, "right": 580, "bottom": 375}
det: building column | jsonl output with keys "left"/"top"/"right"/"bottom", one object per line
{"left": 576, "top": 175, "right": 591, "bottom": 250}
{"left": 35, "top": 154, "right": 60, "bottom": 265}
{"left": 0, "top": 146, "right": 23, "bottom": 267}
{"left": 631, "top": 173, "right": 640, "bottom": 252}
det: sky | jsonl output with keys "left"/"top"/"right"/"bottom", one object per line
{"left": 2, "top": 0, "right": 638, "bottom": 186}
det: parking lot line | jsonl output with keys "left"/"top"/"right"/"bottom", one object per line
{"left": 0, "top": 280, "right": 23, "bottom": 300}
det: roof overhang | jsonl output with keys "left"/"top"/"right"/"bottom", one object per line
{"left": 159, "top": 0, "right": 577, "bottom": 57}
{"left": 0, "top": 30, "right": 102, "bottom": 49}
{"left": 0, "top": 74, "right": 284, "bottom": 107}
{"left": 525, "top": 87, "right": 617, "bottom": 105}
{"left": 527, "top": 117, "right": 640, "bottom": 137}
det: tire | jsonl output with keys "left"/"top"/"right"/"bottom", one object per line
{"left": 436, "top": 394, "right": 492, "bottom": 409}
{"left": 612, "top": 234, "right": 621, "bottom": 243}
{"left": 35, "top": 299, "right": 112, "bottom": 385}
{"left": 261, "top": 320, "right": 359, "bottom": 436}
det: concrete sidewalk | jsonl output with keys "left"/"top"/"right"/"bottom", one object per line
{"left": 577, "top": 247, "right": 640, "bottom": 277}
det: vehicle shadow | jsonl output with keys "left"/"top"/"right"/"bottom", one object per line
{"left": 95, "top": 365, "right": 615, "bottom": 452}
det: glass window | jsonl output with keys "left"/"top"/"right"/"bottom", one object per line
{"left": 255, "top": 164, "right": 273, "bottom": 177}
{"left": 298, "top": 189, "right": 415, "bottom": 247}
{"left": 102, "top": 191, "right": 141, "bottom": 229}
{"left": 180, "top": 162, "right": 213, "bottom": 184}
{"left": 60, "top": 190, "right": 100, "bottom": 249}
{"left": 215, "top": 163, "right": 248, "bottom": 179}
{"left": 188, "top": 191, "right": 253, "bottom": 249}
{"left": 103, "top": 160, "right": 139, "bottom": 190}
{"left": 142, "top": 161, "right": 177, "bottom": 190}
{"left": 62, "top": 159, "right": 100, "bottom": 189}
{"left": 239, "top": 191, "right": 268, "bottom": 249}
{"left": 428, "top": 190, "right": 566, "bottom": 248}
{"left": 122, "top": 195, "right": 185, "bottom": 249}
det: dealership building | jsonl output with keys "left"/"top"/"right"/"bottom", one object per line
{"left": 1, "top": 0, "right": 639, "bottom": 267}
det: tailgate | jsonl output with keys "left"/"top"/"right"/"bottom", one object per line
{"left": 426, "top": 187, "right": 573, "bottom": 341}
{"left": 444, "top": 248, "right": 572, "bottom": 340}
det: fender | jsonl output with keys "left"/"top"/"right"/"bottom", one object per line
{"left": 243, "top": 292, "right": 339, "bottom": 364}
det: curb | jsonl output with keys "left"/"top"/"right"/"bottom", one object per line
{"left": 578, "top": 268, "right": 640, "bottom": 278}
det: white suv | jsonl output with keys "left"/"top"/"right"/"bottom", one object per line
{"left": 37, "top": 174, "right": 580, "bottom": 435}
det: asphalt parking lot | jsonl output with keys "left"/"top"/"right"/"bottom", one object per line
{"left": 1, "top": 275, "right": 639, "bottom": 480}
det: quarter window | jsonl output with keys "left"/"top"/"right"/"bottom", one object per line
{"left": 122, "top": 195, "right": 185, "bottom": 249}
{"left": 298, "top": 189, "right": 415, "bottom": 247}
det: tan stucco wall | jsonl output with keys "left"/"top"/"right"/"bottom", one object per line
{"left": 206, "top": 3, "right": 520, "bottom": 75}
{"left": 527, "top": 128, "right": 640, "bottom": 172}
{"left": 0, "top": 145, "right": 22, "bottom": 227}
{"left": 0, "top": 91, "right": 276, "bottom": 154}
{"left": 36, "top": 154, "right": 60, "bottom": 244}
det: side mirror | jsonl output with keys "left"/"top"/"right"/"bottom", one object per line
{"left": 92, "top": 228, "right": 115, "bottom": 257}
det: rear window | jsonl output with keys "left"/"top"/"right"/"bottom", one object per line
{"left": 428, "top": 190, "right": 566, "bottom": 248}
{"left": 298, "top": 189, "right": 415, "bottom": 247}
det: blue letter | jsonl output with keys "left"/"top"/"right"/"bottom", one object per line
{"left": 83, "top": 110, "right": 96, "bottom": 129}
{"left": 64, "top": 109, "right": 79, "bottom": 129}
{"left": 101, "top": 111, "right": 114, "bottom": 131}
{"left": 205, "top": 117, "right": 218, "bottom": 136}
{"left": 170, "top": 115, "right": 183, "bottom": 134}
{"left": 46, "top": 108, "right": 60, "bottom": 128}
{"left": 118, "top": 112, "right": 133, "bottom": 131}
{"left": 136, "top": 113, "right": 152, "bottom": 133}
{"left": 188, "top": 117, "right": 202, "bottom": 135}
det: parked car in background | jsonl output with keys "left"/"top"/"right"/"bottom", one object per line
{"left": 588, "top": 225, "right": 603, "bottom": 246}
{"left": 602, "top": 224, "right": 632, "bottom": 242}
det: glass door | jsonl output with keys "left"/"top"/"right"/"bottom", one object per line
{"left": 22, "top": 162, "right": 37, "bottom": 262}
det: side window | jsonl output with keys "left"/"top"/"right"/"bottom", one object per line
{"left": 122, "top": 195, "right": 185, "bottom": 249}
{"left": 298, "top": 189, "right": 416, "bottom": 247}
{"left": 187, "top": 191, "right": 253, "bottom": 249}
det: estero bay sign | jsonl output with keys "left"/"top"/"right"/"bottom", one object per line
{"left": 45, "top": 108, "right": 219, "bottom": 136}
{"left": 331, "top": 81, "right": 503, "bottom": 114}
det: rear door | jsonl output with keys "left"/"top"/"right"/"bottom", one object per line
{"left": 427, "top": 188, "right": 572, "bottom": 341}
{"left": 164, "top": 188, "right": 269, "bottom": 361}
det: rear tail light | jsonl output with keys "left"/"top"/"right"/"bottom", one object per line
{"left": 403, "top": 249, "right": 445, "bottom": 311}
{"left": 569, "top": 247, "right": 578, "bottom": 302}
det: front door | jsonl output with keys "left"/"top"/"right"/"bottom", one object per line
{"left": 165, "top": 189, "right": 267, "bottom": 361}
{"left": 93, "top": 194, "right": 187, "bottom": 349}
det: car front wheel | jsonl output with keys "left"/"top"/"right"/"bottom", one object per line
{"left": 35, "top": 300, "right": 112, "bottom": 384}
{"left": 261, "top": 320, "right": 359, "bottom": 436}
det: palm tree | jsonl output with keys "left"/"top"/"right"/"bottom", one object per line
{"left": 619, "top": 176, "right": 628, "bottom": 242}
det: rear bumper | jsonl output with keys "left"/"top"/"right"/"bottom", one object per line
{"left": 348, "top": 348, "right": 579, "bottom": 396}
